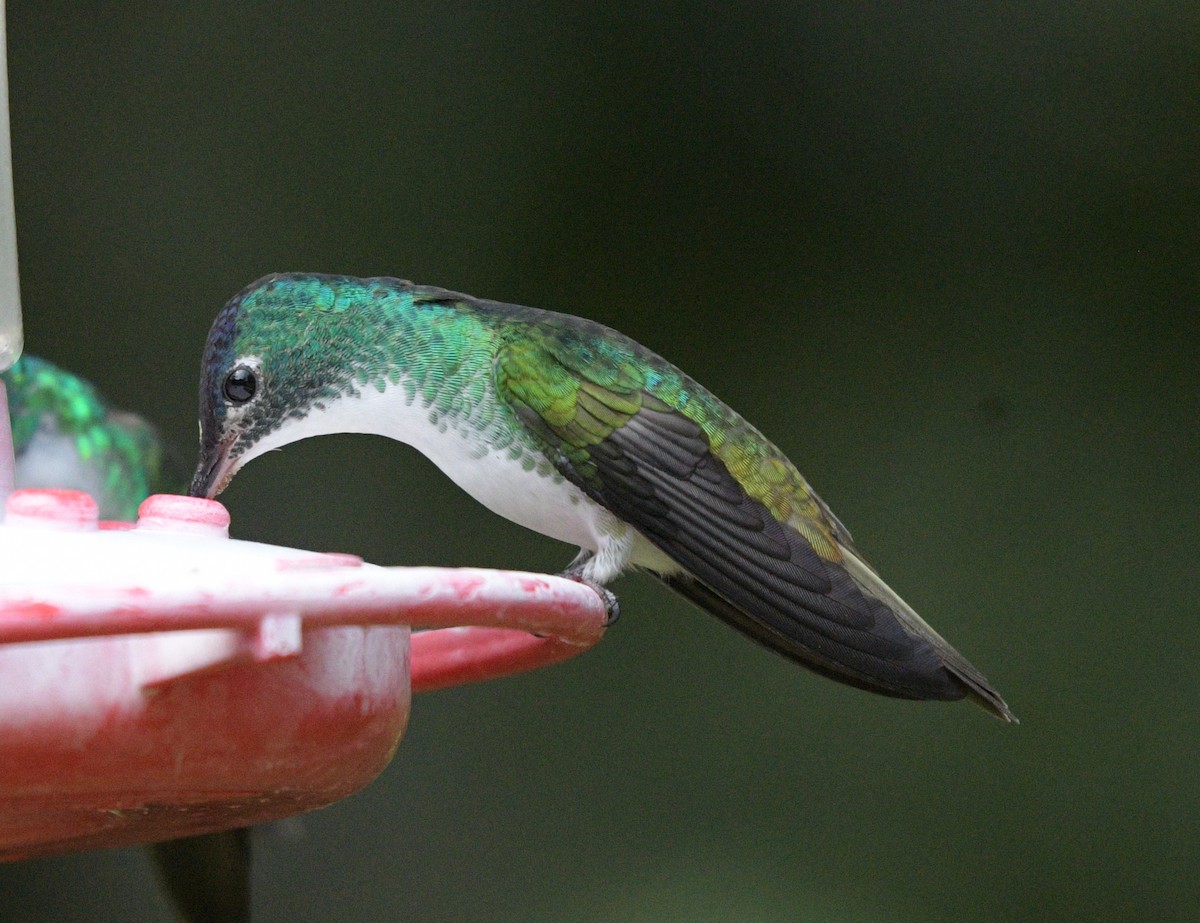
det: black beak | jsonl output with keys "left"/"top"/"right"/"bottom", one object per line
{"left": 188, "top": 435, "right": 235, "bottom": 498}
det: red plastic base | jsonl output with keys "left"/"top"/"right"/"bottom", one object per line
{"left": 0, "top": 627, "right": 408, "bottom": 860}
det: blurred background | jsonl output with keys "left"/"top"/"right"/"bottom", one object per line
{"left": 1, "top": 2, "right": 1196, "bottom": 920}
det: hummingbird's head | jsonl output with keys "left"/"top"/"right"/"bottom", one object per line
{"left": 189, "top": 273, "right": 393, "bottom": 498}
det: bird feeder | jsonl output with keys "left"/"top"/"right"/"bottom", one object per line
{"left": 0, "top": 489, "right": 607, "bottom": 860}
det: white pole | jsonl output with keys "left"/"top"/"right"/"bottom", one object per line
{"left": 0, "top": 0, "right": 22, "bottom": 373}
{"left": 0, "top": 0, "right": 19, "bottom": 504}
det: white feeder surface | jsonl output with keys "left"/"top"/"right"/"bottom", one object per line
{"left": 0, "top": 491, "right": 606, "bottom": 661}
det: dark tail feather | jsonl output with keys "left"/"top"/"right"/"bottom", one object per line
{"left": 837, "top": 548, "right": 1017, "bottom": 723}
{"left": 653, "top": 568, "right": 1016, "bottom": 723}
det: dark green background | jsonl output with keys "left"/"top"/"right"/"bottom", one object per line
{"left": 2, "top": 3, "right": 1197, "bottom": 920}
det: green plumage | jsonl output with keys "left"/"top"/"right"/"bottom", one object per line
{"left": 495, "top": 317, "right": 844, "bottom": 561}
{"left": 201, "top": 276, "right": 557, "bottom": 478}
{"left": 3, "top": 355, "right": 170, "bottom": 519}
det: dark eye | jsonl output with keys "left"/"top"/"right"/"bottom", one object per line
{"left": 223, "top": 366, "right": 257, "bottom": 404}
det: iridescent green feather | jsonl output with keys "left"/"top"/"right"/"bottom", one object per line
{"left": 213, "top": 276, "right": 560, "bottom": 479}
{"left": 496, "top": 319, "right": 843, "bottom": 561}
{"left": 3, "top": 355, "right": 170, "bottom": 519}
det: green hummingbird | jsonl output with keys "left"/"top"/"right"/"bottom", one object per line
{"left": 191, "top": 273, "right": 1015, "bottom": 722}
{"left": 2, "top": 354, "right": 168, "bottom": 519}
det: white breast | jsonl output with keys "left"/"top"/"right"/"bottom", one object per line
{"left": 14, "top": 431, "right": 106, "bottom": 501}
{"left": 236, "top": 382, "right": 678, "bottom": 580}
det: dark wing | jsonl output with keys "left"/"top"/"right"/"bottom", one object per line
{"left": 497, "top": 326, "right": 1014, "bottom": 719}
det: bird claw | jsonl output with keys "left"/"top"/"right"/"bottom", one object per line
{"left": 597, "top": 585, "right": 620, "bottom": 627}
{"left": 557, "top": 552, "right": 620, "bottom": 627}
{"left": 563, "top": 574, "right": 621, "bottom": 627}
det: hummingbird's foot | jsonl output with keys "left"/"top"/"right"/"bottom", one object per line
{"left": 557, "top": 551, "right": 620, "bottom": 627}
{"left": 595, "top": 585, "right": 621, "bottom": 627}
{"left": 559, "top": 548, "right": 594, "bottom": 580}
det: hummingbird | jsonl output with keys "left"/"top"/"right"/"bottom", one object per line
{"left": 191, "top": 273, "right": 1015, "bottom": 722}
{"left": 3, "top": 354, "right": 169, "bottom": 519}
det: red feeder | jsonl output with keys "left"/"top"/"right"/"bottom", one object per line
{"left": 0, "top": 489, "right": 607, "bottom": 860}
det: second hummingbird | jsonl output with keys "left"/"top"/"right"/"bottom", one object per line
{"left": 190, "top": 274, "right": 1015, "bottom": 722}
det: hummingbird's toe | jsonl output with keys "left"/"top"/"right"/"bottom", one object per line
{"left": 557, "top": 552, "right": 620, "bottom": 626}
{"left": 568, "top": 575, "right": 620, "bottom": 626}
{"left": 599, "top": 587, "right": 620, "bottom": 626}
{"left": 559, "top": 548, "right": 593, "bottom": 580}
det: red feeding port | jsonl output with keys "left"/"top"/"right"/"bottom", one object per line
{"left": 0, "top": 489, "right": 608, "bottom": 860}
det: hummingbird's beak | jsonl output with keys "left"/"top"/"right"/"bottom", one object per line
{"left": 188, "top": 434, "right": 238, "bottom": 499}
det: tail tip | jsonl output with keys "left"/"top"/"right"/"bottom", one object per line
{"left": 971, "top": 687, "right": 1018, "bottom": 724}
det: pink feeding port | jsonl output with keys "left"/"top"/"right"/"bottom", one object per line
{"left": 0, "top": 486, "right": 608, "bottom": 860}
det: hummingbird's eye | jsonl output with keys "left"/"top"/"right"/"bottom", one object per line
{"left": 223, "top": 366, "right": 257, "bottom": 404}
